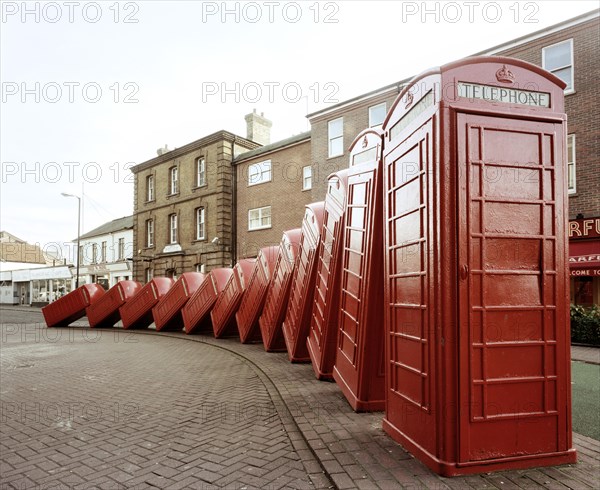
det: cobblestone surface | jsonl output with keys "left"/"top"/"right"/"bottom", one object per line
{"left": 1, "top": 306, "right": 599, "bottom": 489}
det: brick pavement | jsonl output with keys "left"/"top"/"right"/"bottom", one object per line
{"left": 1, "top": 307, "right": 599, "bottom": 489}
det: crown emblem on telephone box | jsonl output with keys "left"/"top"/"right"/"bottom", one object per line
{"left": 496, "top": 65, "right": 515, "bottom": 84}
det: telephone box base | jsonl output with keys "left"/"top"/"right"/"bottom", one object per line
{"left": 382, "top": 419, "right": 577, "bottom": 477}
{"left": 306, "top": 338, "right": 334, "bottom": 380}
{"left": 333, "top": 367, "right": 384, "bottom": 412}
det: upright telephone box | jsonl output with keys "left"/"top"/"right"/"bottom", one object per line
{"left": 333, "top": 128, "right": 386, "bottom": 411}
{"left": 259, "top": 228, "right": 302, "bottom": 352}
{"left": 153, "top": 272, "right": 206, "bottom": 332}
{"left": 211, "top": 259, "right": 256, "bottom": 338}
{"left": 381, "top": 57, "right": 575, "bottom": 475}
{"left": 182, "top": 268, "right": 233, "bottom": 334}
{"left": 282, "top": 202, "right": 325, "bottom": 362}
{"left": 306, "top": 170, "right": 350, "bottom": 379}
{"left": 236, "top": 246, "right": 279, "bottom": 343}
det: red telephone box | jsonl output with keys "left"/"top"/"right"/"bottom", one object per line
{"left": 332, "top": 128, "right": 386, "bottom": 411}
{"left": 236, "top": 246, "right": 279, "bottom": 343}
{"left": 86, "top": 280, "right": 142, "bottom": 328}
{"left": 43, "top": 283, "right": 105, "bottom": 328}
{"left": 211, "top": 259, "right": 256, "bottom": 338}
{"left": 259, "top": 228, "right": 302, "bottom": 352}
{"left": 282, "top": 202, "right": 325, "bottom": 362}
{"left": 182, "top": 268, "right": 233, "bottom": 334}
{"left": 381, "top": 56, "right": 575, "bottom": 475}
{"left": 120, "top": 277, "right": 174, "bottom": 330}
{"left": 306, "top": 170, "right": 350, "bottom": 379}
{"left": 153, "top": 272, "right": 205, "bottom": 331}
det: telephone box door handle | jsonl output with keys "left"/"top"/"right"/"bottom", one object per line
{"left": 460, "top": 265, "right": 469, "bottom": 280}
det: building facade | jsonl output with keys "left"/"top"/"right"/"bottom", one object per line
{"left": 124, "top": 11, "right": 598, "bottom": 304}
{"left": 307, "top": 85, "right": 403, "bottom": 198}
{"left": 130, "top": 131, "right": 260, "bottom": 282}
{"left": 487, "top": 11, "right": 599, "bottom": 306}
{"left": 304, "top": 10, "right": 599, "bottom": 306}
{"left": 77, "top": 215, "right": 134, "bottom": 289}
{"left": 234, "top": 132, "right": 312, "bottom": 259}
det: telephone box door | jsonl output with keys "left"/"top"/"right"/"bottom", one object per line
{"left": 456, "top": 113, "right": 569, "bottom": 462}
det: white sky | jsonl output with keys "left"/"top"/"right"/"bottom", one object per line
{"left": 1, "top": 0, "right": 597, "bottom": 262}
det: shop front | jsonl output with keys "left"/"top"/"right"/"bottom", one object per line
{"left": 11, "top": 266, "right": 73, "bottom": 306}
{"left": 569, "top": 217, "right": 600, "bottom": 306}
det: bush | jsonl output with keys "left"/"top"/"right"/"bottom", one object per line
{"left": 570, "top": 304, "right": 600, "bottom": 346}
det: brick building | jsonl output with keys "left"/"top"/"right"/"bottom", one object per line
{"left": 234, "top": 132, "right": 312, "bottom": 259}
{"left": 488, "top": 10, "right": 599, "bottom": 306}
{"left": 130, "top": 130, "right": 259, "bottom": 282}
{"left": 305, "top": 10, "right": 599, "bottom": 306}
{"left": 128, "top": 10, "right": 598, "bottom": 304}
{"left": 307, "top": 85, "right": 403, "bottom": 198}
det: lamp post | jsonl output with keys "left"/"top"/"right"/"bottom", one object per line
{"left": 61, "top": 192, "right": 81, "bottom": 288}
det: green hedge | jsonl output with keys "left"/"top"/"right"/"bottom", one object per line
{"left": 570, "top": 304, "right": 600, "bottom": 346}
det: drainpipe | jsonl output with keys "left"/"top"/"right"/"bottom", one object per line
{"left": 231, "top": 140, "right": 237, "bottom": 265}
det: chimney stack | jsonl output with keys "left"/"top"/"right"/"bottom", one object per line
{"left": 245, "top": 109, "right": 272, "bottom": 146}
{"left": 157, "top": 144, "right": 169, "bottom": 156}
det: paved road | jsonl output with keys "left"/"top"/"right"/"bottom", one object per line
{"left": 1, "top": 306, "right": 599, "bottom": 489}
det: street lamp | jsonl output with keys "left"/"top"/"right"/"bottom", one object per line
{"left": 61, "top": 192, "right": 81, "bottom": 288}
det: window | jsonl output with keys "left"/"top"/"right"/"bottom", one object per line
{"left": 195, "top": 263, "right": 205, "bottom": 273}
{"left": 92, "top": 244, "right": 98, "bottom": 264}
{"left": 169, "top": 214, "right": 178, "bottom": 244}
{"left": 101, "top": 241, "right": 107, "bottom": 263}
{"left": 145, "top": 267, "right": 153, "bottom": 283}
{"left": 169, "top": 166, "right": 178, "bottom": 195}
{"left": 146, "top": 175, "right": 155, "bottom": 201}
{"left": 196, "top": 157, "right": 206, "bottom": 187}
{"left": 196, "top": 207, "right": 206, "bottom": 240}
{"left": 78, "top": 245, "right": 83, "bottom": 265}
{"left": 567, "top": 134, "right": 576, "bottom": 195}
{"left": 369, "top": 102, "right": 386, "bottom": 127}
{"left": 302, "top": 166, "right": 312, "bottom": 190}
{"left": 248, "top": 160, "right": 272, "bottom": 186}
{"left": 146, "top": 219, "right": 154, "bottom": 247}
{"left": 248, "top": 206, "right": 272, "bottom": 231}
{"left": 328, "top": 117, "right": 343, "bottom": 157}
{"left": 543, "top": 39, "right": 573, "bottom": 92}
{"left": 118, "top": 238, "right": 125, "bottom": 260}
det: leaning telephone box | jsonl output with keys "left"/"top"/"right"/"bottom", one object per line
{"left": 306, "top": 170, "right": 350, "bottom": 379}
{"left": 259, "top": 228, "right": 302, "bottom": 352}
{"left": 381, "top": 56, "right": 575, "bottom": 475}
{"left": 282, "top": 202, "right": 325, "bottom": 362}
{"left": 87, "top": 280, "right": 142, "bottom": 328}
{"left": 153, "top": 272, "right": 205, "bottom": 331}
{"left": 120, "top": 277, "right": 174, "bottom": 330}
{"left": 211, "top": 259, "right": 256, "bottom": 338}
{"left": 333, "top": 128, "right": 386, "bottom": 411}
{"left": 182, "top": 268, "right": 233, "bottom": 334}
{"left": 43, "top": 283, "right": 106, "bottom": 328}
{"left": 236, "top": 246, "right": 279, "bottom": 343}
